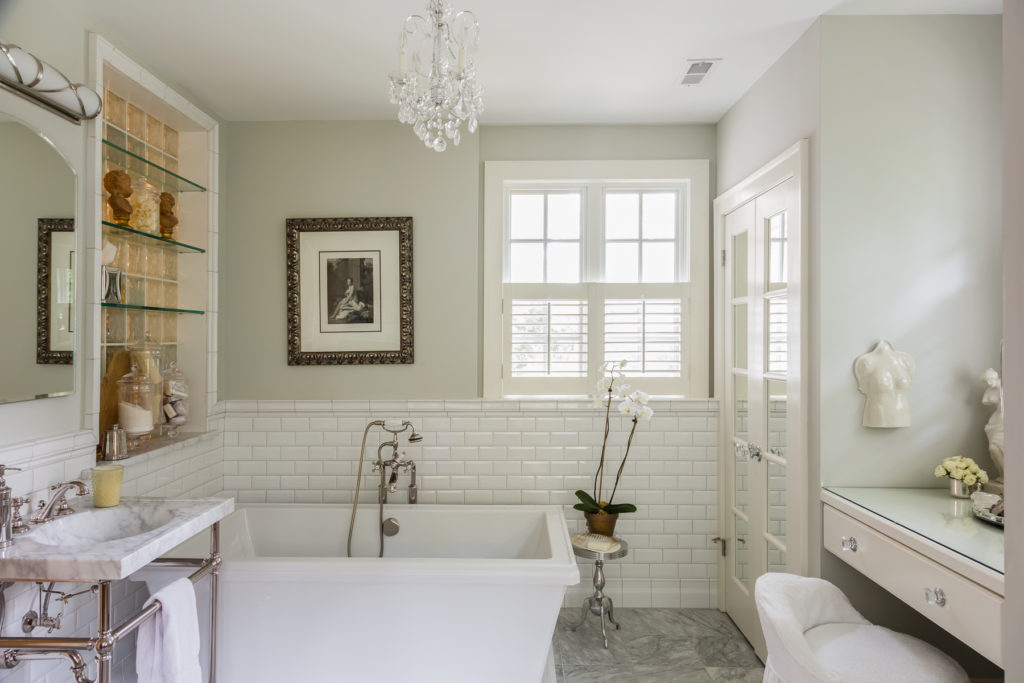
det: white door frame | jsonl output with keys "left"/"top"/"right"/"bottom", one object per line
{"left": 714, "top": 140, "right": 810, "bottom": 610}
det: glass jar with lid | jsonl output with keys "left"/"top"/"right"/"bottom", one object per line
{"left": 161, "top": 362, "right": 189, "bottom": 437}
{"left": 117, "top": 363, "right": 155, "bottom": 446}
{"left": 129, "top": 176, "right": 160, "bottom": 234}
{"left": 131, "top": 332, "right": 164, "bottom": 426}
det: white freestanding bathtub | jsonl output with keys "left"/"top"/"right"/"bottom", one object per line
{"left": 136, "top": 503, "right": 579, "bottom": 683}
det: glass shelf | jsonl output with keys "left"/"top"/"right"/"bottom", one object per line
{"left": 102, "top": 221, "right": 205, "bottom": 253}
{"left": 102, "top": 139, "right": 207, "bottom": 192}
{"left": 102, "top": 303, "right": 204, "bottom": 315}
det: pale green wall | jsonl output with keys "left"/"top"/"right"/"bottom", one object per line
{"left": 220, "top": 121, "right": 481, "bottom": 399}
{"left": 818, "top": 15, "right": 1003, "bottom": 488}
{"left": 0, "top": 122, "right": 76, "bottom": 400}
{"left": 717, "top": 16, "right": 1003, "bottom": 678}
{"left": 220, "top": 122, "right": 716, "bottom": 399}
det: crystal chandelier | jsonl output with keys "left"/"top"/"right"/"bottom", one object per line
{"left": 388, "top": 0, "right": 483, "bottom": 152}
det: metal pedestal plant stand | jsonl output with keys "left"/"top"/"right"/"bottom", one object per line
{"left": 568, "top": 538, "right": 628, "bottom": 648}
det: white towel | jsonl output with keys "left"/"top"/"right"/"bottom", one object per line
{"left": 136, "top": 577, "right": 203, "bottom": 683}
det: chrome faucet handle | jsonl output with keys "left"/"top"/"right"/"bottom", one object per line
{"left": 10, "top": 497, "right": 30, "bottom": 534}
{"left": 54, "top": 497, "right": 74, "bottom": 517}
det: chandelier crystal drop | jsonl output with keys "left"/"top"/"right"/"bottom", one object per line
{"left": 388, "top": 0, "right": 483, "bottom": 152}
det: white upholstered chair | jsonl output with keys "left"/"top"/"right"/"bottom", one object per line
{"left": 754, "top": 573, "right": 969, "bottom": 683}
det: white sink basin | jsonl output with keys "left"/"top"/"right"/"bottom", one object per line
{"left": 30, "top": 505, "right": 175, "bottom": 548}
{"left": 0, "top": 496, "right": 234, "bottom": 581}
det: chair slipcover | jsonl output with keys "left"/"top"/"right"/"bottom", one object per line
{"left": 754, "top": 573, "right": 968, "bottom": 683}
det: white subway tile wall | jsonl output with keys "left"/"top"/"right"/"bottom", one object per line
{"left": 1, "top": 398, "right": 721, "bottom": 682}
{"left": 218, "top": 399, "right": 720, "bottom": 609}
{"left": 0, "top": 432, "right": 221, "bottom": 683}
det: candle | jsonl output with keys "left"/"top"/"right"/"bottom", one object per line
{"left": 92, "top": 465, "right": 124, "bottom": 508}
{"left": 458, "top": 46, "right": 466, "bottom": 70}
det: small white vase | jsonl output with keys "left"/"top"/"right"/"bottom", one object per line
{"left": 949, "top": 479, "right": 980, "bottom": 499}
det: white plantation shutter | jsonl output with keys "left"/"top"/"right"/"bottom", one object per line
{"left": 604, "top": 298, "right": 683, "bottom": 376}
{"left": 508, "top": 299, "right": 588, "bottom": 377}
{"left": 483, "top": 159, "right": 710, "bottom": 397}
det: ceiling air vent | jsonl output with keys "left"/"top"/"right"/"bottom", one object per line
{"left": 681, "top": 59, "right": 719, "bottom": 86}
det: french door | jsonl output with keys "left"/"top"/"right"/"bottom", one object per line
{"left": 715, "top": 143, "right": 807, "bottom": 658}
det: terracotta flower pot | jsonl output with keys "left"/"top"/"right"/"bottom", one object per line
{"left": 584, "top": 511, "right": 619, "bottom": 537}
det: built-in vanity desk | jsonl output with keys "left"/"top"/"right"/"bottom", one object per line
{"left": 821, "top": 487, "right": 1004, "bottom": 667}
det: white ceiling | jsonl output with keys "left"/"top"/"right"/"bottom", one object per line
{"left": 79, "top": 0, "right": 1000, "bottom": 124}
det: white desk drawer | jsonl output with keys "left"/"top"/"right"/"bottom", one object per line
{"left": 824, "top": 504, "right": 1003, "bottom": 666}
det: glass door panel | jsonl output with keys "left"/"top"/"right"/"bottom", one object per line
{"left": 733, "top": 374, "right": 749, "bottom": 442}
{"left": 766, "top": 459, "right": 788, "bottom": 548}
{"left": 767, "top": 211, "right": 788, "bottom": 291}
{"left": 732, "top": 231, "right": 749, "bottom": 298}
{"left": 766, "top": 297, "right": 788, "bottom": 375}
{"left": 733, "top": 514, "right": 750, "bottom": 589}
{"left": 765, "top": 378, "right": 787, "bottom": 459}
{"left": 733, "top": 304, "right": 748, "bottom": 370}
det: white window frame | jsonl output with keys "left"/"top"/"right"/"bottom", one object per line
{"left": 484, "top": 160, "right": 710, "bottom": 398}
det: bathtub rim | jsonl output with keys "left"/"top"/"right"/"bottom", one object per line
{"left": 176, "top": 502, "right": 581, "bottom": 586}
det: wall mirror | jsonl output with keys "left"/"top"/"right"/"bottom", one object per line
{"left": 0, "top": 113, "right": 76, "bottom": 403}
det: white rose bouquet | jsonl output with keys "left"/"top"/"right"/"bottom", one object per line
{"left": 934, "top": 455, "right": 989, "bottom": 487}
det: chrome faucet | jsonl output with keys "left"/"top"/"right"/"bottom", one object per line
{"left": 31, "top": 481, "right": 88, "bottom": 524}
{"left": 373, "top": 438, "right": 418, "bottom": 504}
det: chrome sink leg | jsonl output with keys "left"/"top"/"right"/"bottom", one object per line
{"left": 210, "top": 521, "right": 220, "bottom": 683}
{"left": 95, "top": 581, "right": 112, "bottom": 683}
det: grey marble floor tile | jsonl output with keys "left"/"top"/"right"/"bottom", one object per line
{"left": 557, "top": 621, "right": 633, "bottom": 668}
{"left": 624, "top": 634, "right": 704, "bottom": 671}
{"left": 705, "top": 666, "right": 765, "bottom": 682}
{"left": 563, "top": 664, "right": 714, "bottom": 683}
{"left": 556, "top": 607, "right": 763, "bottom": 683}
{"left": 695, "top": 636, "right": 762, "bottom": 668}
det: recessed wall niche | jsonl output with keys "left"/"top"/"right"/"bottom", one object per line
{"left": 91, "top": 41, "right": 218, "bottom": 449}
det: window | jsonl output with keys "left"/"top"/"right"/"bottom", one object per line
{"left": 484, "top": 160, "right": 710, "bottom": 397}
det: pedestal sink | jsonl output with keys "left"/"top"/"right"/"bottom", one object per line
{"left": 0, "top": 496, "right": 234, "bottom": 581}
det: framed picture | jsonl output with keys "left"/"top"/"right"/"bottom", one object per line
{"left": 286, "top": 217, "right": 413, "bottom": 365}
{"left": 36, "top": 218, "right": 74, "bottom": 364}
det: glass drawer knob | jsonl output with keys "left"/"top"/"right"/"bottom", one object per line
{"left": 925, "top": 587, "right": 947, "bottom": 607}
{"left": 840, "top": 536, "right": 858, "bottom": 552}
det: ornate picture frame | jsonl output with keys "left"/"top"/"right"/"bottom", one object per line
{"left": 36, "top": 217, "right": 74, "bottom": 365}
{"left": 286, "top": 217, "right": 413, "bottom": 365}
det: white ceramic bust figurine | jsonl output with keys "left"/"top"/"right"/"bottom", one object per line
{"left": 853, "top": 340, "right": 914, "bottom": 428}
{"left": 982, "top": 368, "right": 1004, "bottom": 479}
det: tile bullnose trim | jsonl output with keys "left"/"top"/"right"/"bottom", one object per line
{"left": 220, "top": 398, "right": 720, "bottom": 416}
{"left": 0, "top": 428, "right": 96, "bottom": 467}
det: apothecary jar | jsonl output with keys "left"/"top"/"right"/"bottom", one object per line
{"left": 117, "top": 363, "right": 155, "bottom": 445}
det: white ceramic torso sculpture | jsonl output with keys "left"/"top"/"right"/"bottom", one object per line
{"left": 854, "top": 340, "right": 914, "bottom": 428}
{"left": 982, "top": 368, "right": 1004, "bottom": 478}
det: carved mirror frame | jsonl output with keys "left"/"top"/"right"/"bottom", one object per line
{"left": 36, "top": 217, "right": 74, "bottom": 364}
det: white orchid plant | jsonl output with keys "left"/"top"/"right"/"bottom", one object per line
{"left": 934, "top": 455, "right": 989, "bottom": 487}
{"left": 573, "top": 361, "right": 654, "bottom": 517}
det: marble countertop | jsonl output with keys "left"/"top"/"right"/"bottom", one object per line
{"left": 0, "top": 496, "right": 234, "bottom": 581}
{"left": 823, "top": 487, "right": 1003, "bottom": 575}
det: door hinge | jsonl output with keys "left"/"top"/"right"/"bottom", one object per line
{"left": 721, "top": 249, "right": 726, "bottom": 267}
{"left": 712, "top": 536, "right": 726, "bottom": 557}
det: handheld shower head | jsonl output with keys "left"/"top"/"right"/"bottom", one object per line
{"left": 407, "top": 430, "right": 423, "bottom": 443}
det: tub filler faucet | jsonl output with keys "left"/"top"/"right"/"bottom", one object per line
{"left": 348, "top": 420, "right": 423, "bottom": 558}
{"left": 373, "top": 433, "right": 419, "bottom": 504}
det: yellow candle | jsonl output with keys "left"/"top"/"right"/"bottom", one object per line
{"left": 92, "top": 465, "right": 124, "bottom": 508}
